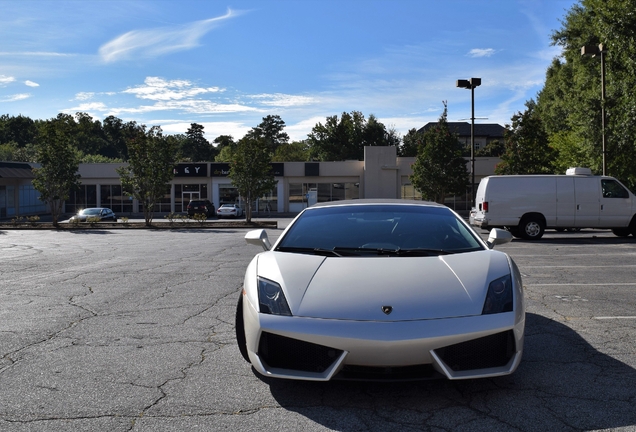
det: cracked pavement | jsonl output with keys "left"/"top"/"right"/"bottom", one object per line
{"left": 1, "top": 225, "right": 635, "bottom": 431}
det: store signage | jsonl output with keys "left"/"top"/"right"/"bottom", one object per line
{"left": 173, "top": 163, "right": 208, "bottom": 177}
{"left": 210, "top": 163, "right": 284, "bottom": 177}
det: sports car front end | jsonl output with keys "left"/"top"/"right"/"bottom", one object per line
{"left": 236, "top": 200, "right": 524, "bottom": 381}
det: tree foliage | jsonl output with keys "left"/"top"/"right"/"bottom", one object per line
{"left": 496, "top": 100, "right": 556, "bottom": 175}
{"left": 181, "top": 123, "right": 216, "bottom": 162}
{"left": 116, "top": 126, "right": 177, "bottom": 226}
{"left": 31, "top": 120, "right": 81, "bottom": 225}
{"left": 399, "top": 128, "right": 421, "bottom": 157}
{"left": 253, "top": 115, "right": 289, "bottom": 155}
{"left": 307, "top": 111, "right": 399, "bottom": 161}
{"left": 537, "top": 0, "right": 636, "bottom": 188}
{"left": 272, "top": 140, "right": 310, "bottom": 161}
{"left": 228, "top": 134, "right": 276, "bottom": 222}
{"left": 409, "top": 104, "right": 468, "bottom": 203}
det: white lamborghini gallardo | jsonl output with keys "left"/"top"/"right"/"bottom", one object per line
{"left": 236, "top": 200, "right": 524, "bottom": 381}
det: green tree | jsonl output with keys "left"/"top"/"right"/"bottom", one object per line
{"left": 537, "top": 0, "right": 636, "bottom": 188}
{"left": 181, "top": 123, "right": 216, "bottom": 161}
{"left": 31, "top": 122, "right": 81, "bottom": 225}
{"left": 253, "top": 115, "right": 289, "bottom": 155}
{"left": 228, "top": 134, "right": 276, "bottom": 222}
{"left": 0, "top": 114, "right": 38, "bottom": 147}
{"left": 399, "top": 128, "right": 421, "bottom": 157}
{"left": 272, "top": 140, "right": 310, "bottom": 161}
{"left": 213, "top": 135, "right": 236, "bottom": 161}
{"left": 496, "top": 101, "right": 556, "bottom": 175}
{"left": 102, "top": 116, "right": 137, "bottom": 160}
{"left": 116, "top": 126, "right": 177, "bottom": 226}
{"left": 307, "top": 111, "right": 398, "bottom": 161}
{"left": 475, "top": 140, "right": 505, "bottom": 157}
{"left": 409, "top": 104, "right": 468, "bottom": 203}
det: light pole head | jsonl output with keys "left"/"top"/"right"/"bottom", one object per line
{"left": 456, "top": 79, "right": 471, "bottom": 89}
{"left": 456, "top": 78, "right": 481, "bottom": 89}
{"left": 581, "top": 45, "right": 601, "bottom": 57}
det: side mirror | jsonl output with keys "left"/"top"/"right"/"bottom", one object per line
{"left": 245, "top": 229, "right": 272, "bottom": 251}
{"left": 486, "top": 228, "right": 513, "bottom": 249}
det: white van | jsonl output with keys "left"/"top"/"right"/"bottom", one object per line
{"left": 471, "top": 168, "right": 636, "bottom": 240}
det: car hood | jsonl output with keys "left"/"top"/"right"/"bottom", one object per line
{"left": 256, "top": 250, "right": 512, "bottom": 321}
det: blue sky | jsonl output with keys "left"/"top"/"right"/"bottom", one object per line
{"left": 0, "top": 0, "right": 577, "bottom": 143}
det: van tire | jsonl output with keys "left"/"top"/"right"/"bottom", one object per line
{"left": 519, "top": 217, "right": 545, "bottom": 240}
{"left": 612, "top": 228, "right": 631, "bottom": 237}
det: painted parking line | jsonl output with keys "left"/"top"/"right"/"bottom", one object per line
{"left": 594, "top": 316, "right": 636, "bottom": 320}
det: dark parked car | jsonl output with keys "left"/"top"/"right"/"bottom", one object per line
{"left": 69, "top": 207, "right": 117, "bottom": 222}
{"left": 187, "top": 199, "right": 215, "bottom": 217}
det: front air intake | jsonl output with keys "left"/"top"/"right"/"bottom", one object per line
{"left": 258, "top": 332, "right": 342, "bottom": 373}
{"left": 434, "top": 330, "right": 515, "bottom": 371}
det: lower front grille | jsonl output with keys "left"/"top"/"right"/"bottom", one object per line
{"left": 336, "top": 364, "right": 441, "bottom": 381}
{"left": 434, "top": 330, "right": 516, "bottom": 371}
{"left": 258, "top": 332, "right": 342, "bottom": 373}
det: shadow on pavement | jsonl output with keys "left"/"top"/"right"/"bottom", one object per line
{"left": 263, "top": 313, "right": 636, "bottom": 431}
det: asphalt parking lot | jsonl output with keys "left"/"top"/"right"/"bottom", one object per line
{"left": 1, "top": 224, "right": 635, "bottom": 431}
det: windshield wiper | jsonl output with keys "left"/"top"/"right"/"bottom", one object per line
{"left": 276, "top": 246, "right": 342, "bottom": 257}
{"left": 332, "top": 247, "right": 455, "bottom": 256}
{"left": 394, "top": 248, "right": 455, "bottom": 256}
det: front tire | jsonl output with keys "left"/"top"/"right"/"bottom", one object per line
{"left": 519, "top": 217, "right": 545, "bottom": 240}
{"left": 235, "top": 294, "right": 250, "bottom": 362}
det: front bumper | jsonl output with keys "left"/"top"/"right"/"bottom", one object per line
{"left": 472, "top": 216, "right": 490, "bottom": 229}
{"left": 243, "top": 299, "right": 524, "bottom": 381}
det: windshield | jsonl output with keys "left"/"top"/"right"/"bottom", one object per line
{"left": 276, "top": 204, "right": 484, "bottom": 256}
{"left": 80, "top": 208, "right": 101, "bottom": 215}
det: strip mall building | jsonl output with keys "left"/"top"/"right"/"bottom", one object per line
{"left": 1, "top": 146, "right": 502, "bottom": 219}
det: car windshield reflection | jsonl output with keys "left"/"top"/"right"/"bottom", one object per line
{"left": 275, "top": 205, "right": 483, "bottom": 256}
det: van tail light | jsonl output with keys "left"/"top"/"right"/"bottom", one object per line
{"left": 483, "top": 202, "right": 489, "bottom": 212}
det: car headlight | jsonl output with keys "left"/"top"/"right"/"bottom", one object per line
{"left": 482, "top": 274, "right": 513, "bottom": 315}
{"left": 258, "top": 277, "right": 292, "bottom": 316}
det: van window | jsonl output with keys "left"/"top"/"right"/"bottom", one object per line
{"left": 601, "top": 180, "right": 629, "bottom": 198}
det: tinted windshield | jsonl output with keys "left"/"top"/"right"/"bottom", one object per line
{"left": 81, "top": 209, "right": 101, "bottom": 215}
{"left": 276, "top": 205, "right": 484, "bottom": 255}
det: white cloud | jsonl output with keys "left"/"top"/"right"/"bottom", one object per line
{"left": 106, "top": 100, "right": 256, "bottom": 117}
{"left": 0, "top": 75, "right": 16, "bottom": 85}
{"left": 25, "top": 80, "right": 39, "bottom": 87}
{"left": 63, "top": 102, "right": 109, "bottom": 114}
{"left": 75, "top": 92, "right": 95, "bottom": 101}
{"left": 99, "top": 9, "right": 242, "bottom": 63}
{"left": 160, "top": 121, "right": 251, "bottom": 141}
{"left": 123, "top": 77, "right": 224, "bottom": 101}
{"left": 249, "top": 93, "right": 317, "bottom": 107}
{"left": 1, "top": 93, "right": 30, "bottom": 102}
{"left": 468, "top": 48, "right": 496, "bottom": 58}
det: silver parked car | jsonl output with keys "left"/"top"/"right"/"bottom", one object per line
{"left": 69, "top": 207, "right": 117, "bottom": 222}
{"left": 236, "top": 199, "right": 525, "bottom": 381}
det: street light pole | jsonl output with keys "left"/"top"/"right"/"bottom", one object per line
{"left": 456, "top": 77, "right": 481, "bottom": 208}
{"left": 581, "top": 44, "right": 607, "bottom": 176}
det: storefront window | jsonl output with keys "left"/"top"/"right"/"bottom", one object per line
{"left": 401, "top": 182, "right": 422, "bottom": 200}
{"left": 219, "top": 184, "right": 239, "bottom": 205}
{"left": 289, "top": 182, "right": 358, "bottom": 211}
{"left": 19, "top": 184, "right": 46, "bottom": 214}
{"left": 67, "top": 185, "right": 97, "bottom": 213}
{"left": 100, "top": 185, "right": 132, "bottom": 213}
{"left": 175, "top": 184, "right": 208, "bottom": 212}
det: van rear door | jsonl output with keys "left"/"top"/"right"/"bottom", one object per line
{"left": 574, "top": 177, "right": 600, "bottom": 227}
